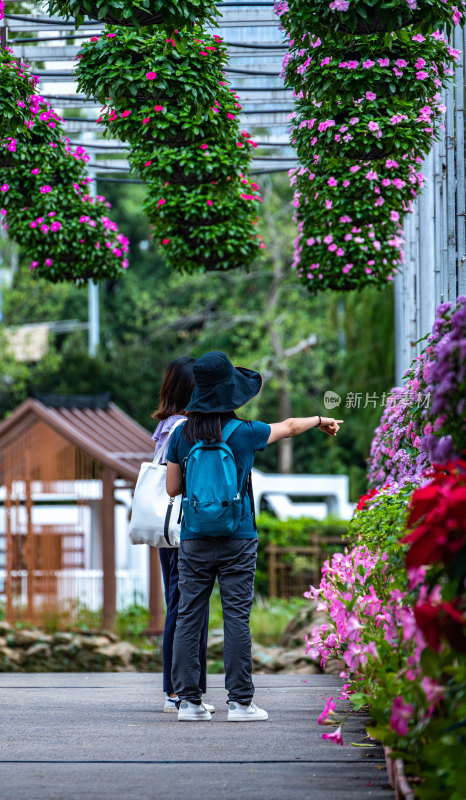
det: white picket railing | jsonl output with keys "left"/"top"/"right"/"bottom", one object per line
{"left": 396, "top": 27, "right": 466, "bottom": 383}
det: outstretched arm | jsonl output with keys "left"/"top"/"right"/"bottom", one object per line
{"left": 267, "top": 416, "right": 343, "bottom": 445}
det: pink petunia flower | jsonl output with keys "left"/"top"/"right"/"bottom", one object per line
{"left": 390, "top": 697, "right": 415, "bottom": 736}
{"left": 322, "top": 726, "right": 343, "bottom": 745}
{"left": 146, "top": 71, "right": 157, "bottom": 80}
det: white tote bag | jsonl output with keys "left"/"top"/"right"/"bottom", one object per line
{"left": 129, "top": 419, "right": 185, "bottom": 548}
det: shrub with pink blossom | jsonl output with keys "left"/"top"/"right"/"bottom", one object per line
{"left": 76, "top": 27, "right": 228, "bottom": 109}
{"left": 144, "top": 176, "right": 265, "bottom": 272}
{"left": 290, "top": 156, "right": 423, "bottom": 227}
{"left": 96, "top": 83, "right": 245, "bottom": 148}
{"left": 276, "top": 0, "right": 464, "bottom": 38}
{"left": 0, "top": 99, "right": 89, "bottom": 213}
{"left": 308, "top": 475, "right": 466, "bottom": 798}
{"left": 291, "top": 91, "right": 443, "bottom": 163}
{"left": 292, "top": 211, "right": 403, "bottom": 292}
{"left": 0, "top": 48, "right": 38, "bottom": 139}
{"left": 129, "top": 133, "right": 254, "bottom": 187}
{"left": 3, "top": 192, "right": 129, "bottom": 283}
{"left": 47, "top": 0, "right": 216, "bottom": 31}
{"left": 283, "top": 30, "right": 457, "bottom": 112}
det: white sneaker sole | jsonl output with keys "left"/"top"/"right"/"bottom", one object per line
{"left": 227, "top": 713, "right": 268, "bottom": 722}
{"left": 178, "top": 713, "right": 212, "bottom": 722}
{"left": 163, "top": 705, "right": 179, "bottom": 713}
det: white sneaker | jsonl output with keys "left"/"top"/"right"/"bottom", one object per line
{"left": 178, "top": 701, "right": 212, "bottom": 722}
{"left": 164, "top": 695, "right": 179, "bottom": 713}
{"left": 202, "top": 702, "right": 216, "bottom": 714}
{"left": 227, "top": 702, "right": 268, "bottom": 722}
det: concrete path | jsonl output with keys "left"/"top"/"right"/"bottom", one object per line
{"left": 0, "top": 673, "right": 392, "bottom": 800}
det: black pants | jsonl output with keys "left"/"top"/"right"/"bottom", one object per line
{"left": 172, "top": 537, "right": 258, "bottom": 705}
{"left": 159, "top": 548, "right": 209, "bottom": 695}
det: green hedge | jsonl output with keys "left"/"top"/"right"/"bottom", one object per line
{"left": 255, "top": 512, "right": 350, "bottom": 596}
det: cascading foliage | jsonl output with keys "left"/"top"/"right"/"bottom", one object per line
{"left": 76, "top": 25, "right": 265, "bottom": 274}
{"left": 275, "top": 0, "right": 464, "bottom": 292}
{"left": 0, "top": 62, "right": 128, "bottom": 283}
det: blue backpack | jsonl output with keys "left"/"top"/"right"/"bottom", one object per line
{"left": 181, "top": 419, "right": 248, "bottom": 535}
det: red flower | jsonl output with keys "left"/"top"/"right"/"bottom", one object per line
{"left": 402, "top": 462, "right": 466, "bottom": 568}
{"left": 356, "top": 487, "right": 379, "bottom": 511}
{"left": 415, "top": 601, "right": 466, "bottom": 653}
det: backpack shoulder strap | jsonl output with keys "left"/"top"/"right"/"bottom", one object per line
{"left": 222, "top": 418, "right": 243, "bottom": 442}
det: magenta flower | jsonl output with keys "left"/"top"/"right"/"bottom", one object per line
{"left": 365, "top": 91, "right": 377, "bottom": 101}
{"left": 322, "top": 726, "right": 343, "bottom": 745}
{"left": 142, "top": 117, "right": 150, "bottom": 124}
{"left": 327, "top": 177, "right": 338, "bottom": 187}
{"left": 31, "top": 168, "right": 40, "bottom": 175}
{"left": 146, "top": 71, "right": 157, "bottom": 80}
{"left": 154, "top": 105, "right": 165, "bottom": 112}
{"left": 120, "top": 110, "right": 131, "bottom": 118}
{"left": 40, "top": 185, "right": 52, "bottom": 193}
{"left": 45, "top": 258, "right": 53, "bottom": 266}
{"left": 317, "top": 696, "right": 337, "bottom": 725}
{"left": 390, "top": 697, "right": 415, "bottom": 736}
{"left": 1, "top": 184, "right": 9, "bottom": 192}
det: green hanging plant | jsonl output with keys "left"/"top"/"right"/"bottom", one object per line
{"left": 282, "top": 30, "right": 459, "bottom": 112}
{"left": 94, "top": 84, "right": 248, "bottom": 148}
{"left": 129, "top": 134, "right": 254, "bottom": 186}
{"left": 290, "top": 154, "right": 424, "bottom": 227}
{"left": 75, "top": 27, "right": 228, "bottom": 108}
{"left": 4, "top": 192, "right": 129, "bottom": 283}
{"left": 0, "top": 99, "right": 87, "bottom": 213}
{"left": 0, "top": 48, "right": 38, "bottom": 140}
{"left": 144, "top": 175, "right": 262, "bottom": 227}
{"left": 291, "top": 93, "right": 443, "bottom": 163}
{"left": 275, "top": 0, "right": 465, "bottom": 38}
{"left": 47, "top": 0, "right": 217, "bottom": 31}
{"left": 292, "top": 213, "right": 403, "bottom": 293}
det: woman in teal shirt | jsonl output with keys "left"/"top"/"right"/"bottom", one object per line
{"left": 167, "top": 351, "right": 343, "bottom": 722}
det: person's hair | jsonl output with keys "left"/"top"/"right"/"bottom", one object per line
{"left": 184, "top": 412, "right": 238, "bottom": 444}
{"left": 152, "top": 357, "right": 196, "bottom": 421}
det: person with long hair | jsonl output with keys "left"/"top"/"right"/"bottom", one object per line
{"left": 166, "top": 351, "right": 343, "bottom": 722}
{"left": 152, "top": 356, "right": 214, "bottom": 714}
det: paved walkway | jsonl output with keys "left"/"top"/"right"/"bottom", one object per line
{"left": 0, "top": 673, "right": 392, "bottom": 800}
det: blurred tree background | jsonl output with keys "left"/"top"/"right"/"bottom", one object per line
{"left": 0, "top": 174, "right": 394, "bottom": 499}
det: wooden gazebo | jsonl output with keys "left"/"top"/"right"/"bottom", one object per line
{"left": 0, "top": 394, "right": 163, "bottom": 632}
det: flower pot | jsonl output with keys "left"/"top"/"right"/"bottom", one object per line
{"left": 81, "top": 3, "right": 164, "bottom": 26}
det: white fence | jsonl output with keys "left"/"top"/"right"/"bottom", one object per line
{"left": 0, "top": 569, "right": 147, "bottom": 612}
{"left": 396, "top": 26, "right": 466, "bottom": 383}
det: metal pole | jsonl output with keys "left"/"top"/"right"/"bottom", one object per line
{"left": 84, "top": 132, "right": 100, "bottom": 357}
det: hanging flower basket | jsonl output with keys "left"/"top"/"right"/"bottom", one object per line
{"left": 0, "top": 99, "right": 90, "bottom": 213}
{"left": 4, "top": 194, "right": 129, "bottom": 284}
{"left": 291, "top": 213, "right": 403, "bottom": 293}
{"left": 282, "top": 30, "right": 459, "bottom": 112}
{"left": 47, "top": 0, "right": 217, "bottom": 31}
{"left": 291, "top": 94, "right": 443, "bottom": 165}
{"left": 0, "top": 49, "right": 38, "bottom": 140}
{"left": 275, "top": 0, "right": 465, "bottom": 39}
{"left": 155, "top": 215, "right": 265, "bottom": 274}
{"left": 144, "top": 176, "right": 262, "bottom": 229}
{"left": 290, "top": 156, "right": 423, "bottom": 228}
{"left": 129, "top": 135, "right": 254, "bottom": 188}
{"left": 75, "top": 27, "right": 228, "bottom": 108}
{"left": 96, "top": 84, "right": 246, "bottom": 150}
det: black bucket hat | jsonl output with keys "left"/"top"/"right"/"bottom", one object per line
{"left": 185, "top": 351, "right": 263, "bottom": 413}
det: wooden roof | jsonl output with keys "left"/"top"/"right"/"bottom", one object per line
{"left": 0, "top": 396, "right": 155, "bottom": 482}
